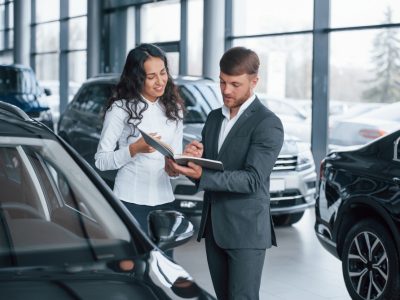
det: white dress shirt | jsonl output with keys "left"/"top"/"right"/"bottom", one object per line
{"left": 95, "top": 97, "right": 183, "bottom": 206}
{"left": 218, "top": 94, "right": 256, "bottom": 152}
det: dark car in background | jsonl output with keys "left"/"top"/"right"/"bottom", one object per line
{"left": 315, "top": 129, "right": 400, "bottom": 300}
{"left": 0, "top": 64, "right": 53, "bottom": 130}
{"left": 0, "top": 101, "right": 214, "bottom": 299}
{"left": 58, "top": 74, "right": 316, "bottom": 225}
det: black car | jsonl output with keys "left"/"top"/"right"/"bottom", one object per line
{"left": 0, "top": 64, "right": 54, "bottom": 130}
{"left": 0, "top": 101, "right": 214, "bottom": 299}
{"left": 58, "top": 74, "right": 222, "bottom": 214}
{"left": 315, "top": 129, "right": 400, "bottom": 300}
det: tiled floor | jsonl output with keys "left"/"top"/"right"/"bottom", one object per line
{"left": 175, "top": 208, "right": 351, "bottom": 300}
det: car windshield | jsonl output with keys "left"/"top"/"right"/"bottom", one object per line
{"left": 180, "top": 83, "right": 222, "bottom": 124}
{"left": 0, "top": 137, "right": 134, "bottom": 268}
{"left": 0, "top": 68, "right": 38, "bottom": 95}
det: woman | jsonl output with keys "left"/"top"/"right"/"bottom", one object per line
{"left": 95, "top": 43, "right": 184, "bottom": 237}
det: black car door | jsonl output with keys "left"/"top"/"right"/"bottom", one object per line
{"left": 68, "top": 83, "right": 112, "bottom": 166}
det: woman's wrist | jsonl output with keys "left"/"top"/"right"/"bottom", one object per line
{"left": 129, "top": 143, "right": 138, "bottom": 157}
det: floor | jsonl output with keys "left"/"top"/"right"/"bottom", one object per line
{"left": 174, "top": 208, "right": 351, "bottom": 300}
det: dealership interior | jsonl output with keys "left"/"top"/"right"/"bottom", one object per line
{"left": 1, "top": 0, "right": 400, "bottom": 299}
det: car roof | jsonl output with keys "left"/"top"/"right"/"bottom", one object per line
{"left": 85, "top": 73, "right": 216, "bottom": 86}
{"left": 0, "top": 64, "right": 33, "bottom": 71}
{"left": 0, "top": 101, "right": 55, "bottom": 139}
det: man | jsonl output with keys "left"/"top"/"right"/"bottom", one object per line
{"left": 167, "top": 47, "right": 284, "bottom": 300}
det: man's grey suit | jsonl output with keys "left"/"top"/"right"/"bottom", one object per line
{"left": 197, "top": 97, "right": 284, "bottom": 299}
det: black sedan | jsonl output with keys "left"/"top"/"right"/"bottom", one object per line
{"left": 0, "top": 101, "right": 214, "bottom": 299}
{"left": 315, "top": 129, "right": 400, "bottom": 300}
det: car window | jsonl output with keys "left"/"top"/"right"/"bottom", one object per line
{"left": 72, "top": 84, "right": 112, "bottom": 115}
{"left": 0, "top": 68, "right": 38, "bottom": 95}
{"left": 191, "top": 84, "right": 222, "bottom": 110}
{"left": 179, "top": 86, "right": 208, "bottom": 123}
{"left": 0, "top": 138, "right": 134, "bottom": 267}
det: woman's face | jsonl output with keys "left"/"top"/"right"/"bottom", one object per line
{"left": 142, "top": 56, "right": 168, "bottom": 101}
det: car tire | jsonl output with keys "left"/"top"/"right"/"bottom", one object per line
{"left": 342, "top": 219, "right": 400, "bottom": 300}
{"left": 272, "top": 211, "right": 304, "bottom": 226}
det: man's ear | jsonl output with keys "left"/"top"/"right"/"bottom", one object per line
{"left": 250, "top": 75, "right": 259, "bottom": 89}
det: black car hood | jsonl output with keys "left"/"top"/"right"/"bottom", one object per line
{"left": 0, "top": 250, "right": 215, "bottom": 300}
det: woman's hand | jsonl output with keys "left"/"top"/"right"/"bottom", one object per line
{"left": 183, "top": 140, "right": 203, "bottom": 158}
{"left": 129, "top": 133, "right": 160, "bottom": 156}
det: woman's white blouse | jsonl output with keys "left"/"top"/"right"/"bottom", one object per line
{"left": 95, "top": 99, "right": 183, "bottom": 206}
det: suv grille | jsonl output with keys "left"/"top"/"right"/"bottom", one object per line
{"left": 270, "top": 190, "right": 305, "bottom": 208}
{"left": 273, "top": 155, "right": 297, "bottom": 171}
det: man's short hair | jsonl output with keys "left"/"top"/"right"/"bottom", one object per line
{"left": 220, "top": 47, "right": 260, "bottom": 76}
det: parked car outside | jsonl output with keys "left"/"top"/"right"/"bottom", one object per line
{"left": 59, "top": 74, "right": 317, "bottom": 225}
{"left": 0, "top": 64, "right": 54, "bottom": 130}
{"left": 315, "top": 129, "right": 400, "bottom": 300}
{"left": 329, "top": 101, "right": 400, "bottom": 148}
{"left": 259, "top": 95, "right": 311, "bottom": 143}
{"left": 0, "top": 101, "right": 214, "bottom": 299}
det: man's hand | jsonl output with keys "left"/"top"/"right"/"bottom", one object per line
{"left": 164, "top": 157, "right": 179, "bottom": 177}
{"left": 183, "top": 140, "right": 204, "bottom": 158}
{"left": 166, "top": 158, "right": 203, "bottom": 180}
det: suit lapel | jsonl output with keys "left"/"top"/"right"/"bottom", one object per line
{"left": 217, "top": 98, "right": 261, "bottom": 159}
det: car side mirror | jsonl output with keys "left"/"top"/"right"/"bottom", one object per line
{"left": 44, "top": 88, "right": 52, "bottom": 96}
{"left": 148, "top": 210, "right": 194, "bottom": 251}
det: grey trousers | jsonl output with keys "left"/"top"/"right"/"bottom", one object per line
{"left": 204, "top": 215, "right": 266, "bottom": 300}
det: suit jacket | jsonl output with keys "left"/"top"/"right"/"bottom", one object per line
{"left": 197, "top": 97, "right": 284, "bottom": 249}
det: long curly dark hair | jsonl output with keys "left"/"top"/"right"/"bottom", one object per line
{"left": 106, "top": 43, "right": 184, "bottom": 136}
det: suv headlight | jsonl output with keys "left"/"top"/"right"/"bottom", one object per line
{"left": 296, "top": 143, "right": 315, "bottom": 171}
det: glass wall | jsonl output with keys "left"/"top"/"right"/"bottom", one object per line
{"left": 329, "top": 1, "right": 400, "bottom": 148}
{"left": 232, "top": 0, "right": 313, "bottom": 143}
{"left": 0, "top": 0, "right": 13, "bottom": 64}
{"left": 141, "top": 0, "right": 180, "bottom": 43}
{"left": 33, "top": 0, "right": 87, "bottom": 126}
{"left": 187, "top": 0, "right": 203, "bottom": 76}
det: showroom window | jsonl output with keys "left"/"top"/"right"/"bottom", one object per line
{"left": 328, "top": 1, "right": 400, "bottom": 148}
{"left": 231, "top": 0, "right": 313, "bottom": 144}
{"left": 0, "top": 0, "right": 13, "bottom": 64}
{"left": 187, "top": 0, "right": 203, "bottom": 76}
{"left": 141, "top": 0, "right": 181, "bottom": 75}
{"left": 232, "top": 0, "right": 313, "bottom": 35}
{"left": 32, "top": 0, "right": 87, "bottom": 117}
{"left": 33, "top": 0, "right": 60, "bottom": 81}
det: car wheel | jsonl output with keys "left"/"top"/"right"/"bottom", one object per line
{"left": 342, "top": 219, "right": 400, "bottom": 300}
{"left": 272, "top": 211, "right": 304, "bottom": 226}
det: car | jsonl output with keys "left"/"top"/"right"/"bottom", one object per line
{"left": 39, "top": 80, "right": 81, "bottom": 129}
{"left": 315, "top": 129, "right": 400, "bottom": 300}
{"left": 58, "top": 74, "right": 317, "bottom": 225}
{"left": 329, "top": 101, "right": 400, "bottom": 148}
{"left": 0, "top": 101, "right": 215, "bottom": 299}
{"left": 258, "top": 96, "right": 311, "bottom": 143}
{"left": 0, "top": 64, "right": 54, "bottom": 130}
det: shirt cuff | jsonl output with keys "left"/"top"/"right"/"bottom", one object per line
{"left": 113, "top": 145, "right": 132, "bottom": 168}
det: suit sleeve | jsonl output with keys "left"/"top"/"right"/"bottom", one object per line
{"left": 198, "top": 116, "right": 284, "bottom": 194}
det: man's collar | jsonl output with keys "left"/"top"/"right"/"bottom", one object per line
{"left": 221, "top": 94, "right": 256, "bottom": 119}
